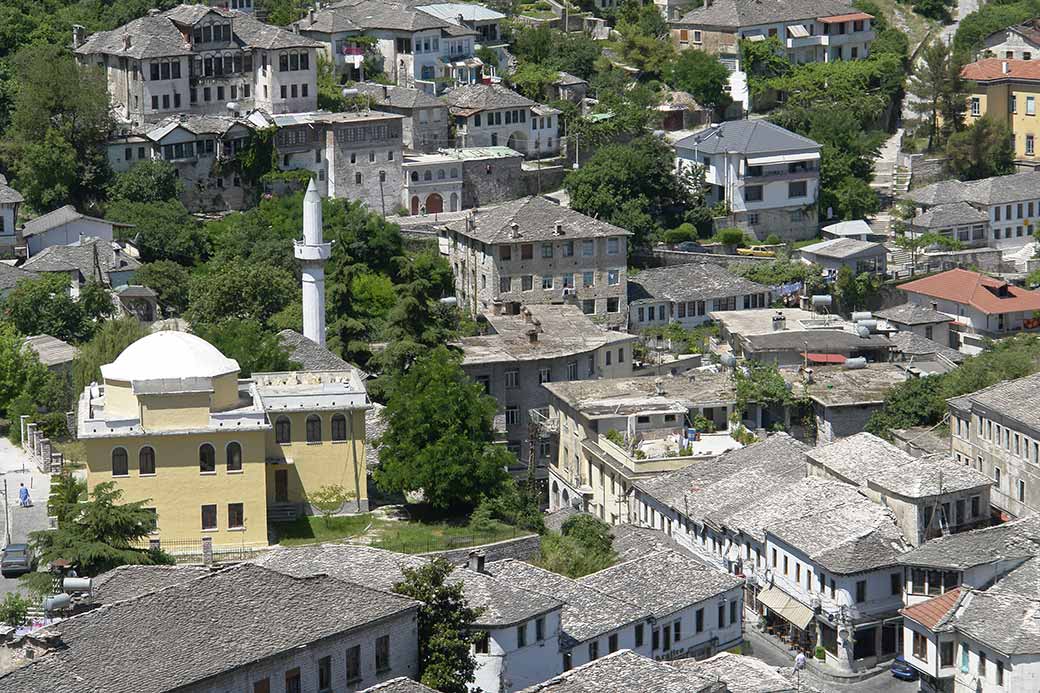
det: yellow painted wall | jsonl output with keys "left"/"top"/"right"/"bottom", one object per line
{"left": 212, "top": 373, "right": 241, "bottom": 411}
{"left": 264, "top": 409, "right": 368, "bottom": 507}
{"left": 103, "top": 381, "right": 138, "bottom": 419}
{"left": 84, "top": 430, "right": 269, "bottom": 549}
{"left": 970, "top": 81, "right": 1040, "bottom": 160}
{"left": 139, "top": 392, "right": 213, "bottom": 430}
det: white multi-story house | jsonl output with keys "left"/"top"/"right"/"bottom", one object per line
{"left": 626, "top": 262, "right": 771, "bottom": 331}
{"left": 897, "top": 268, "right": 1040, "bottom": 353}
{"left": 441, "top": 197, "right": 631, "bottom": 328}
{"left": 675, "top": 120, "right": 822, "bottom": 241}
{"left": 73, "top": 4, "right": 321, "bottom": 128}
{"left": 0, "top": 175, "right": 24, "bottom": 256}
{"left": 981, "top": 19, "right": 1040, "bottom": 60}
{"left": 295, "top": 0, "right": 493, "bottom": 93}
{"left": 444, "top": 84, "right": 561, "bottom": 158}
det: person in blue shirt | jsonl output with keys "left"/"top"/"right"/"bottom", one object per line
{"left": 18, "top": 483, "right": 30, "bottom": 507}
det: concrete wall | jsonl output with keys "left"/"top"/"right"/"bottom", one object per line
{"left": 476, "top": 611, "right": 563, "bottom": 692}
{"left": 814, "top": 402, "right": 883, "bottom": 446}
{"left": 26, "top": 218, "right": 115, "bottom": 257}
{"left": 326, "top": 119, "right": 404, "bottom": 215}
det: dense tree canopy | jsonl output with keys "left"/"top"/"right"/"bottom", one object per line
{"left": 193, "top": 319, "right": 299, "bottom": 376}
{"left": 945, "top": 115, "right": 1016, "bottom": 181}
{"left": 665, "top": 49, "right": 731, "bottom": 109}
{"left": 2, "top": 274, "right": 112, "bottom": 343}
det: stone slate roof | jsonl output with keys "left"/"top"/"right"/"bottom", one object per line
{"left": 361, "top": 677, "right": 441, "bottom": 693}
{"left": 784, "top": 362, "right": 907, "bottom": 407}
{"left": 952, "top": 558, "right": 1040, "bottom": 655}
{"left": 580, "top": 550, "right": 742, "bottom": 619}
{"left": 798, "top": 237, "right": 885, "bottom": 260}
{"left": 487, "top": 559, "right": 650, "bottom": 650}
{"left": 634, "top": 433, "right": 808, "bottom": 528}
{"left": 555, "top": 71, "right": 588, "bottom": 86}
{"left": 298, "top": 0, "right": 449, "bottom": 33}
{"left": 0, "top": 564, "right": 419, "bottom": 693}
{"left": 807, "top": 432, "right": 989, "bottom": 497}
{"left": 443, "top": 83, "right": 535, "bottom": 113}
{"left": 21, "top": 205, "right": 131, "bottom": 238}
{"left": 610, "top": 523, "right": 701, "bottom": 563}
{"left": 0, "top": 263, "right": 37, "bottom": 293}
{"left": 908, "top": 171, "right": 1040, "bottom": 208}
{"left": 627, "top": 263, "right": 769, "bottom": 304}
{"left": 947, "top": 372, "right": 1040, "bottom": 432}
{"left": 447, "top": 196, "right": 631, "bottom": 244}
{"left": 674, "top": 120, "right": 819, "bottom": 156}
{"left": 22, "top": 334, "right": 80, "bottom": 368}
{"left": 898, "top": 514, "right": 1040, "bottom": 569}
{"left": 887, "top": 331, "right": 966, "bottom": 363}
{"left": 543, "top": 370, "right": 737, "bottom": 417}
{"left": 911, "top": 201, "right": 989, "bottom": 229}
{"left": 518, "top": 649, "right": 722, "bottom": 693}
{"left": 77, "top": 4, "right": 319, "bottom": 58}
{"left": 251, "top": 543, "right": 562, "bottom": 627}
{"left": 874, "top": 302, "right": 950, "bottom": 325}
{"left": 673, "top": 652, "right": 806, "bottom": 693}
{"left": 277, "top": 329, "right": 354, "bottom": 371}
{"left": 675, "top": 0, "right": 863, "bottom": 28}
{"left": 0, "top": 175, "right": 24, "bottom": 204}
{"left": 22, "top": 238, "right": 141, "bottom": 279}
{"left": 90, "top": 564, "right": 214, "bottom": 604}
{"left": 356, "top": 82, "right": 446, "bottom": 110}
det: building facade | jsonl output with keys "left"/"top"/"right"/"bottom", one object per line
{"left": 356, "top": 82, "right": 451, "bottom": 152}
{"left": 325, "top": 111, "right": 406, "bottom": 215}
{"left": 444, "top": 84, "right": 561, "bottom": 158}
{"left": 626, "top": 263, "right": 771, "bottom": 331}
{"left": 0, "top": 175, "right": 24, "bottom": 256}
{"left": 675, "top": 120, "right": 822, "bottom": 241}
{"left": 962, "top": 58, "right": 1040, "bottom": 167}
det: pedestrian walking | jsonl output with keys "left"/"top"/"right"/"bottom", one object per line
{"left": 18, "top": 483, "right": 31, "bottom": 508}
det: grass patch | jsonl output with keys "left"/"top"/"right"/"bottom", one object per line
{"left": 374, "top": 518, "right": 521, "bottom": 554}
{"left": 866, "top": 0, "right": 939, "bottom": 48}
{"left": 53, "top": 440, "right": 86, "bottom": 469}
{"left": 273, "top": 514, "right": 372, "bottom": 546}
{"left": 791, "top": 236, "right": 824, "bottom": 249}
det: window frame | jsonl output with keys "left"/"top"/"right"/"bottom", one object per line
{"left": 112, "top": 447, "right": 129, "bottom": 477}
{"left": 199, "top": 443, "right": 216, "bottom": 474}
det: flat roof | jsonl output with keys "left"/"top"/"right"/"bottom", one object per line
{"left": 544, "top": 370, "right": 737, "bottom": 417}
{"left": 783, "top": 363, "right": 907, "bottom": 406}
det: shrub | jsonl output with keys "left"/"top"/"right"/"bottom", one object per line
{"left": 713, "top": 227, "right": 748, "bottom": 247}
{"left": 662, "top": 223, "right": 697, "bottom": 244}
{"left": 764, "top": 233, "right": 783, "bottom": 245}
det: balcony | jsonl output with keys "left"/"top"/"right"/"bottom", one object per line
{"left": 825, "top": 29, "right": 875, "bottom": 46}
{"left": 589, "top": 429, "right": 742, "bottom": 474}
{"left": 787, "top": 35, "right": 827, "bottom": 49}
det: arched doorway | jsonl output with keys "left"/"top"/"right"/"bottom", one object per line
{"left": 551, "top": 481, "right": 559, "bottom": 509}
{"left": 426, "top": 193, "right": 443, "bottom": 214}
{"left": 561, "top": 489, "right": 570, "bottom": 507}
{"left": 507, "top": 130, "right": 528, "bottom": 153}
{"left": 410, "top": 196, "right": 420, "bottom": 215}
{"left": 450, "top": 192, "right": 458, "bottom": 211}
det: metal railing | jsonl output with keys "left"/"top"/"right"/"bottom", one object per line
{"left": 149, "top": 538, "right": 268, "bottom": 564}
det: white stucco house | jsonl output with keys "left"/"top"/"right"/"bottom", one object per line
{"left": 21, "top": 206, "right": 133, "bottom": 258}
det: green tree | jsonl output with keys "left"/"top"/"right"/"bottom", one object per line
{"left": 1, "top": 274, "right": 110, "bottom": 343}
{"left": 48, "top": 472, "right": 87, "bottom": 525}
{"left": 912, "top": 0, "right": 955, "bottom": 22}
{"left": 306, "top": 484, "right": 356, "bottom": 527}
{"left": 106, "top": 199, "right": 208, "bottom": 265}
{"left": 945, "top": 115, "right": 1016, "bottom": 181}
{"left": 393, "top": 559, "right": 482, "bottom": 693}
{"left": 509, "top": 61, "right": 558, "bottom": 100}
{"left": 733, "top": 361, "right": 791, "bottom": 413}
{"left": 537, "top": 514, "right": 616, "bottom": 577}
{"left": 832, "top": 266, "right": 882, "bottom": 314}
{"left": 823, "top": 175, "right": 880, "bottom": 221}
{"left": 894, "top": 232, "right": 963, "bottom": 275}
{"left": 134, "top": 260, "right": 191, "bottom": 316}
{"left": 109, "top": 160, "right": 183, "bottom": 203}
{"left": 908, "top": 40, "right": 967, "bottom": 150}
{"left": 374, "top": 346, "right": 511, "bottom": 510}
{"left": 0, "top": 593, "right": 30, "bottom": 628}
{"left": 740, "top": 36, "right": 791, "bottom": 90}
{"left": 4, "top": 43, "right": 113, "bottom": 211}
{"left": 186, "top": 261, "right": 298, "bottom": 328}
{"left": 666, "top": 49, "right": 731, "bottom": 109}
{"left": 0, "top": 323, "right": 68, "bottom": 440}
{"left": 72, "top": 318, "right": 150, "bottom": 395}
{"left": 193, "top": 319, "right": 299, "bottom": 376}
{"left": 28, "top": 481, "right": 175, "bottom": 577}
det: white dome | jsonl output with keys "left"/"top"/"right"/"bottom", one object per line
{"left": 100, "top": 331, "right": 240, "bottom": 383}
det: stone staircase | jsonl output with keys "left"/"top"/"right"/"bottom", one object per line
{"left": 267, "top": 503, "right": 299, "bottom": 523}
{"left": 892, "top": 165, "right": 911, "bottom": 195}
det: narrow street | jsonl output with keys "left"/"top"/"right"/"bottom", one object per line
{"left": 0, "top": 438, "right": 52, "bottom": 596}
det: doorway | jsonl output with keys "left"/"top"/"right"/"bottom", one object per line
{"left": 275, "top": 469, "right": 289, "bottom": 503}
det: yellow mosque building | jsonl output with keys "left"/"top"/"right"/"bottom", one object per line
{"left": 76, "top": 330, "right": 371, "bottom": 553}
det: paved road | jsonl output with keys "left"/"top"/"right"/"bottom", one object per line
{"left": 743, "top": 629, "right": 920, "bottom": 692}
{"left": 0, "top": 438, "right": 52, "bottom": 596}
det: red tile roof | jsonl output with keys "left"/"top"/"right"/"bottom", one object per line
{"left": 818, "top": 11, "right": 873, "bottom": 23}
{"left": 898, "top": 268, "right": 1040, "bottom": 315}
{"left": 806, "top": 353, "right": 846, "bottom": 364}
{"left": 900, "top": 587, "right": 962, "bottom": 630}
{"left": 962, "top": 58, "right": 1040, "bottom": 82}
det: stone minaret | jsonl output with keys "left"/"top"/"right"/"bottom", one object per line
{"left": 294, "top": 179, "right": 332, "bottom": 346}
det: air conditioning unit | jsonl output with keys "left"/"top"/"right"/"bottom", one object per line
{"left": 562, "top": 288, "right": 575, "bottom": 297}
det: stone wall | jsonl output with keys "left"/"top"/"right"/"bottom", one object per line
{"left": 522, "top": 164, "right": 566, "bottom": 197}
{"left": 460, "top": 154, "right": 525, "bottom": 209}
{"left": 634, "top": 249, "right": 770, "bottom": 270}
{"left": 904, "top": 154, "right": 949, "bottom": 189}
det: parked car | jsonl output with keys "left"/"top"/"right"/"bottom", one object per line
{"left": 676, "top": 241, "right": 703, "bottom": 252}
{"left": 1, "top": 543, "right": 35, "bottom": 577}
{"left": 891, "top": 655, "right": 919, "bottom": 681}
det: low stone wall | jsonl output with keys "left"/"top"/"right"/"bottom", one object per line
{"left": 421, "top": 533, "right": 541, "bottom": 566}
{"left": 905, "top": 154, "right": 948, "bottom": 189}
{"left": 635, "top": 249, "right": 771, "bottom": 270}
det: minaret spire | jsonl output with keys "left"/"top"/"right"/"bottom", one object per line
{"left": 294, "top": 179, "right": 332, "bottom": 346}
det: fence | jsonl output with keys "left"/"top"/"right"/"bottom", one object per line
{"left": 150, "top": 538, "right": 269, "bottom": 565}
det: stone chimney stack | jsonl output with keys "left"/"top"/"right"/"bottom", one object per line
{"left": 72, "top": 25, "right": 86, "bottom": 49}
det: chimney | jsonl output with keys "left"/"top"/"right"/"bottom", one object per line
{"left": 382, "top": 84, "right": 389, "bottom": 99}
{"left": 72, "top": 24, "right": 86, "bottom": 49}
{"left": 930, "top": 301, "right": 938, "bottom": 311}
{"left": 467, "top": 551, "right": 486, "bottom": 573}
{"left": 509, "top": 221, "right": 520, "bottom": 238}
{"left": 122, "top": 34, "right": 132, "bottom": 50}
{"left": 308, "top": 8, "right": 315, "bottom": 23}
{"left": 148, "top": 7, "right": 160, "bottom": 15}
{"left": 552, "top": 220, "right": 563, "bottom": 236}
{"left": 526, "top": 328, "right": 539, "bottom": 344}
{"left": 1003, "top": 60, "right": 1010, "bottom": 74}
{"left": 654, "top": 377, "right": 664, "bottom": 395}
{"left": 522, "top": 307, "right": 532, "bottom": 323}
{"left": 202, "top": 536, "right": 213, "bottom": 566}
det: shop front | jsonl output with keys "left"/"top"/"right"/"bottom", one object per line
{"left": 756, "top": 586, "right": 816, "bottom": 651}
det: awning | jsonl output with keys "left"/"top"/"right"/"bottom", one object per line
{"left": 806, "top": 353, "right": 846, "bottom": 364}
{"left": 757, "top": 587, "right": 815, "bottom": 630}
{"left": 787, "top": 24, "right": 810, "bottom": 38}
{"left": 746, "top": 152, "right": 821, "bottom": 166}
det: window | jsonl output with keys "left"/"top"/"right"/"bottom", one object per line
{"left": 607, "top": 238, "right": 620, "bottom": 255}
{"left": 1030, "top": 96, "right": 1037, "bottom": 115}
{"left": 971, "top": 495, "right": 980, "bottom": 517}
{"left": 771, "top": 548, "right": 777, "bottom": 566}
{"left": 500, "top": 245, "right": 512, "bottom": 261}
{"left": 1019, "top": 479, "right": 1027, "bottom": 502}
{"left": 536, "top": 617, "right": 545, "bottom": 641}
{"left": 673, "top": 619, "right": 682, "bottom": 642}
{"left": 607, "top": 298, "right": 620, "bottom": 313}
{"left": 796, "top": 563, "right": 801, "bottom": 582}
{"left": 275, "top": 416, "right": 291, "bottom": 444}
{"left": 607, "top": 270, "right": 620, "bottom": 285}
{"left": 505, "top": 369, "right": 519, "bottom": 389}
{"left": 228, "top": 503, "right": 244, "bottom": 529}
{"left": 285, "top": 668, "right": 301, "bottom": 693}
{"left": 961, "top": 643, "right": 969, "bottom": 673}
{"left": 331, "top": 414, "right": 348, "bottom": 441}
{"left": 306, "top": 414, "right": 322, "bottom": 443}
{"left": 522, "top": 275, "right": 533, "bottom": 291}
{"left": 506, "top": 406, "right": 521, "bottom": 426}
{"left": 500, "top": 276, "right": 511, "bottom": 293}
{"left": 971, "top": 97, "right": 980, "bottom": 116}
{"left": 253, "top": 678, "right": 270, "bottom": 693}
{"left": 567, "top": 361, "right": 578, "bottom": 379}
{"left": 729, "top": 601, "right": 737, "bottom": 625}
{"left": 912, "top": 632, "right": 928, "bottom": 661}
{"left": 783, "top": 555, "right": 788, "bottom": 574}
{"left": 346, "top": 645, "right": 361, "bottom": 681}
{"left": 940, "top": 641, "right": 954, "bottom": 667}
{"left": 635, "top": 623, "right": 644, "bottom": 647}
{"left": 589, "top": 640, "right": 599, "bottom": 660}
{"left": 541, "top": 243, "right": 553, "bottom": 258}
{"left": 521, "top": 244, "right": 534, "bottom": 260}
{"left": 201, "top": 504, "right": 217, "bottom": 530}
{"left": 112, "top": 448, "right": 129, "bottom": 476}
{"left": 718, "top": 603, "right": 726, "bottom": 628}
{"left": 139, "top": 446, "right": 155, "bottom": 475}
{"left": 890, "top": 572, "right": 901, "bottom": 596}
{"left": 317, "top": 655, "right": 332, "bottom": 691}
{"left": 474, "top": 632, "right": 490, "bottom": 654}
{"left": 542, "top": 275, "right": 554, "bottom": 290}
{"left": 517, "top": 623, "right": 527, "bottom": 647}
{"left": 582, "top": 239, "right": 594, "bottom": 256}
{"left": 979, "top": 651, "right": 987, "bottom": 676}
{"left": 788, "top": 181, "right": 807, "bottom": 198}
{"left": 563, "top": 240, "right": 574, "bottom": 257}
{"left": 376, "top": 634, "right": 390, "bottom": 672}
{"left": 856, "top": 580, "right": 867, "bottom": 602}
{"left": 582, "top": 271, "right": 594, "bottom": 287}
{"left": 995, "top": 466, "right": 1002, "bottom": 488}
{"left": 225, "top": 442, "right": 242, "bottom": 472}
{"left": 745, "top": 185, "right": 763, "bottom": 202}
{"left": 199, "top": 444, "right": 216, "bottom": 473}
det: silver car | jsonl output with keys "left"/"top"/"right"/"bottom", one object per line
{"left": 0, "top": 544, "right": 35, "bottom": 577}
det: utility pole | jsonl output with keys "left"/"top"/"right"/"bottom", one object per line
{"left": 3, "top": 478, "right": 10, "bottom": 547}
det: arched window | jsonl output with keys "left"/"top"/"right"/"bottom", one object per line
{"left": 226, "top": 442, "right": 242, "bottom": 471}
{"left": 331, "top": 414, "right": 348, "bottom": 441}
{"left": 411, "top": 171, "right": 419, "bottom": 182}
{"left": 423, "top": 170, "right": 432, "bottom": 181}
{"left": 112, "top": 448, "right": 129, "bottom": 477}
{"left": 199, "top": 444, "right": 216, "bottom": 473}
{"left": 437, "top": 169, "right": 445, "bottom": 180}
{"left": 139, "top": 447, "right": 155, "bottom": 475}
{"left": 306, "top": 415, "right": 322, "bottom": 443}
{"left": 275, "top": 416, "right": 291, "bottom": 444}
